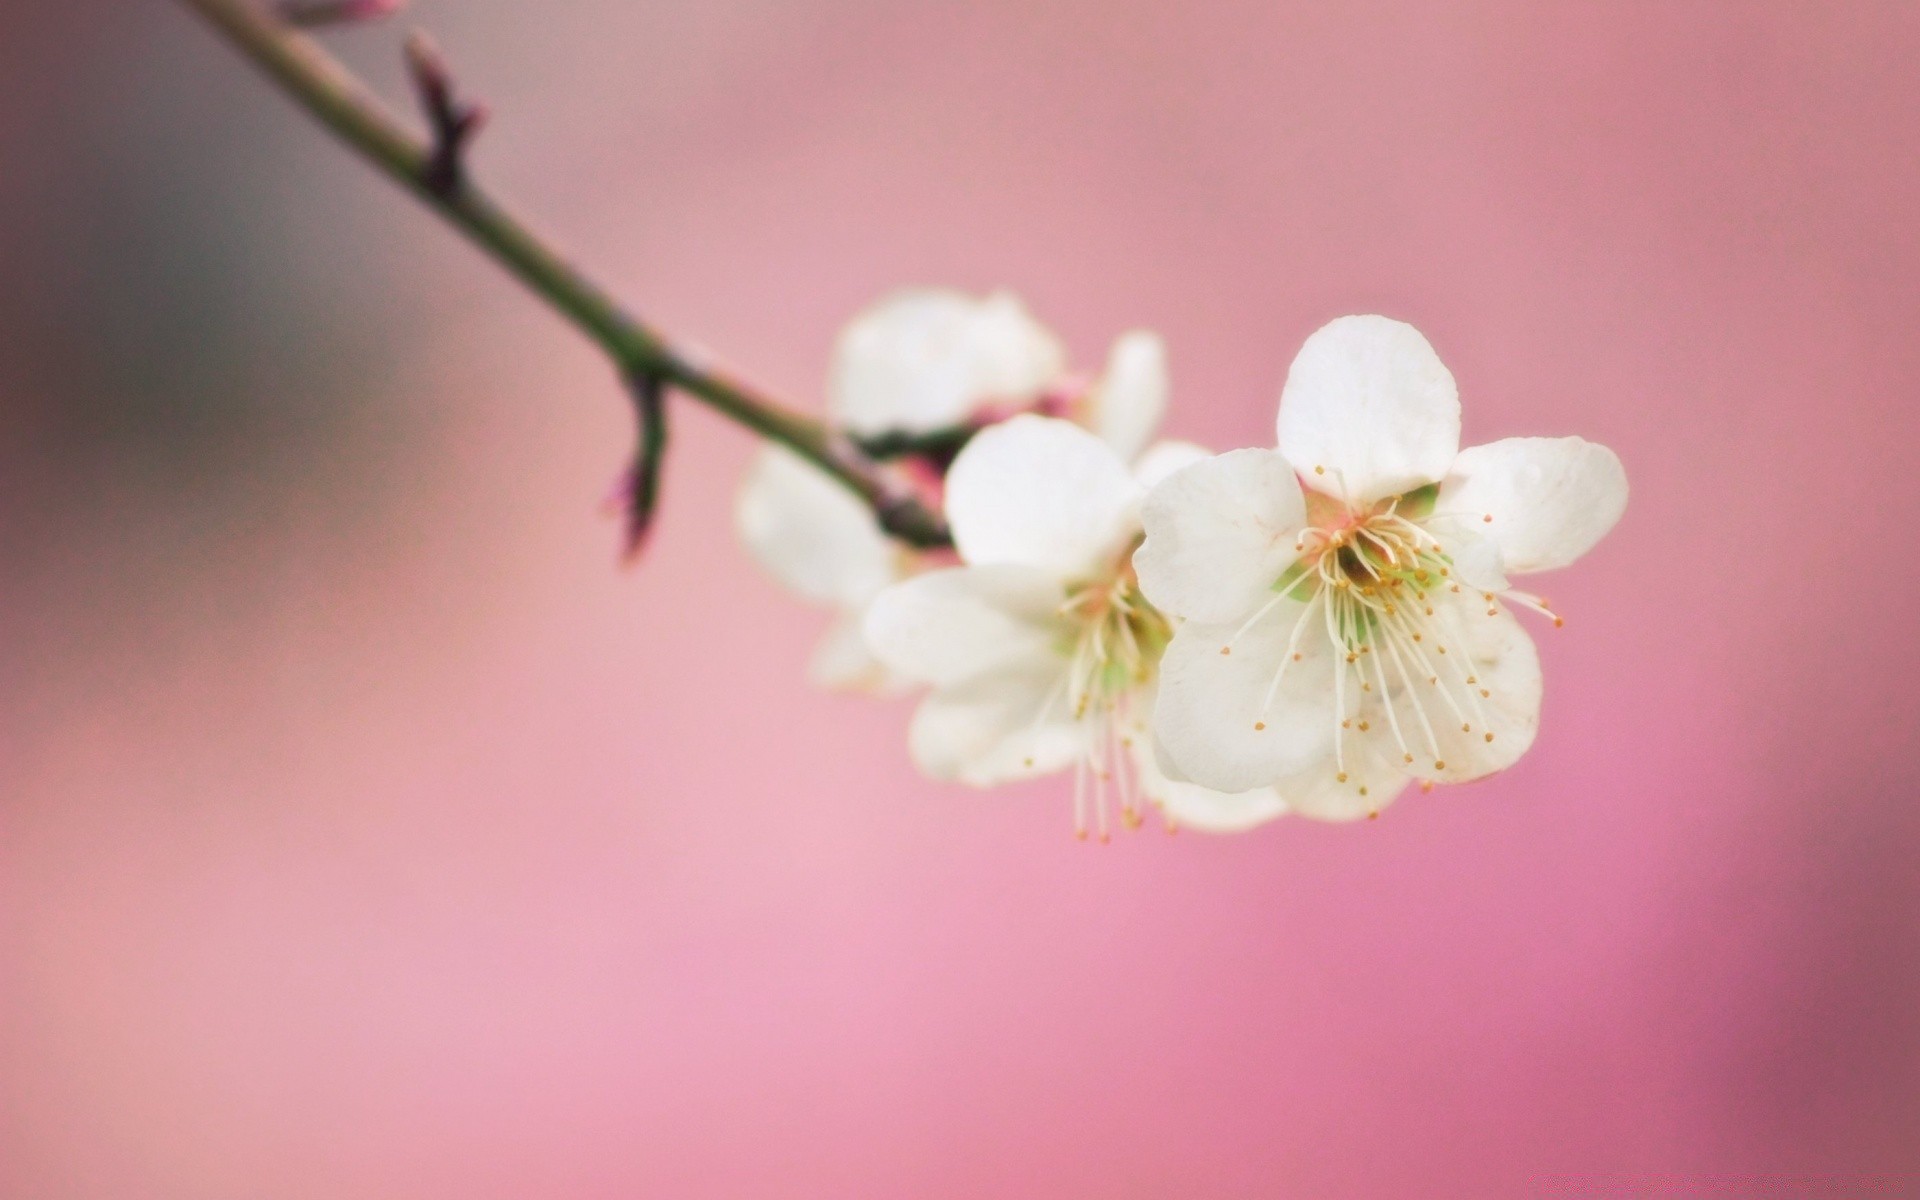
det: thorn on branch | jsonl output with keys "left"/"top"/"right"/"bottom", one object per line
{"left": 403, "top": 31, "right": 487, "bottom": 197}
{"left": 279, "top": 0, "right": 404, "bottom": 27}
{"left": 609, "top": 371, "right": 671, "bottom": 565}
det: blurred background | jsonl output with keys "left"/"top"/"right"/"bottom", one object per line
{"left": 3, "top": 2, "right": 1917, "bottom": 1196}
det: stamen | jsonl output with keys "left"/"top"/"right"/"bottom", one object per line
{"left": 1378, "top": 623, "right": 1444, "bottom": 766}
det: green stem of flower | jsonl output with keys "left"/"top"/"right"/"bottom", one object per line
{"left": 175, "top": 0, "right": 951, "bottom": 548}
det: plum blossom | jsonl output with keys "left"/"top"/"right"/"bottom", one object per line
{"left": 861, "top": 416, "right": 1175, "bottom": 837}
{"left": 827, "top": 288, "right": 1066, "bottom": 439}
{"left": 736, "top": 447, "right": 912, "bottom": 690}
{"left": 1135, "top": 315, "right": 1626, "bottom": 821}
{"left": 737, "top": 288, "right": 1184, "bottom": 692}
{"left": 862, "top": 415, "right": 1368, "bottom": 838}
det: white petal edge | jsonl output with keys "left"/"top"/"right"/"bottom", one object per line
{"left": 1131, "top": 439, "right": 1212, "bottom": 490}
{"left": 1149, "top": 778, "right": 1289, "bottom": 834}
{"left": 909, "top": 668, "right": 1084, "bottom": 787}
{"left": 807, "top": 611, "right": 914, "bottom": 695}
{"left": 1092, "top": 330, "right": 1168, "bottom": 463}
{"left": 1150, "top": 605, "right": 1347, "bottom": 794}
{"left": 1276, "top": 315, "right": 1461, "bottom": 505}
{"left": 863, "top": 565, "right": 1065, "bottom": 690}
{"left": 1134, "top": 448, "right": 1308, "bottom": 627}
{"left": 1276, "top": 742, "right": 1412, "bottom": 823}
{"left": 1435, "top": 436, "right": 1627, "bottom": 574}
{"left": 945, "top": 415, "right": 1144, "bottom": 578}
{"left": 828, "top": 289, "right": 1066, "bottom": 436}
{"left": 1134, "top": 696, "right": 1288, "bottom": 833}
{"left": 736, "top": 447, "right": 898, "bottom": 607}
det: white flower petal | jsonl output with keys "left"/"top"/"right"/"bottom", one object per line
{"left": 1151, "top": 605, "right": 1346, "bottom": 794}
{"left": 807, "top": 612, "right": 912, "bottom": 695}
{"left": 737, "top": 447, "right": 897, "bottom": 607}
{"left": 1367, "top": 598, "right": 1541, "bottom": 785}
{"left": 909, "top": 668, "right": 1083, "bottom": 787}
{"left": 1091, "top": 330, "right": 1168, "bottom": 463}
{"left": 1276, "top": 315, "right": 1461, "bottom": 504}
{"left": 1134, "top": 694, "right": 1288, "bottom": 833}
{"left": 1134, "top": 448, "right": 1308, "bottom": 626}
{"left": 828, "top": 289, "right": 1066, "bottom": 436}
{"left": 1421, "top": 518, "right": 1509, "bottom": 593}
{"left": 1435, "top": 437, "right": 1627, "bottom": 574}
{"left": 863, "top": 565, "right": 1065, "bottom": 689}
{"left": 945, "top": 415, "right": 1144, "bottom": 578}
{"left": 1149, "top": 777, "right": 1290, "bottom": 834}
{"left": 1130, "top": 439, "right": 1212, "bottom": 490}
{"left": 1276, "top": 742, "right": 1412, "bottom": 823}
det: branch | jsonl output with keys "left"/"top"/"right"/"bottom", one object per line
{"left": 174, "top": 0, "right": 952, "bottom": 549}
{"left": 616, "top": 372, "right": 670, "bottom": 563}
{"left": 278, "top": 0, "right": 401, "bottom": 27}
{"left": 402, "top": 32, "right": 486, "bottom": 197}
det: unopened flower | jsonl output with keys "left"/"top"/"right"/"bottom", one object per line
{"left": 1135, "top": 315, "right": 1626, "bottom": 820}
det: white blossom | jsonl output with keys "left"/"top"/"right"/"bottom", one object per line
{"left": 828, "top": 289, "right": 1066, "bottom": 437}
{"left": 1135, "top": 315, "right": 1627, "bottom": 820}
{"left": 738, "top": 289, "right": 1189, "bottom": 695}
{"left": 864, "top": 416, "right": 1252, "bottom": 838}
{"left": 735, "top": 447, "right": 911, "bottom": 691}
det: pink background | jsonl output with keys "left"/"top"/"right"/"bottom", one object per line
{"left": 4, "top": 2, "right": 1917, "bottom": 1195}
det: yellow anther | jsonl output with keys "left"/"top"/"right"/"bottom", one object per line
{"left": 1254, "top": 721, "right": 1266, "bottom": 731}
{"left": 1434, "top": 760, "right": 1446, "bottom": 770}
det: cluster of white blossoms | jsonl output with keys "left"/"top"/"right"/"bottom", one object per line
{"left": 739, "top": 292, "right": 1627, "bottom": 837}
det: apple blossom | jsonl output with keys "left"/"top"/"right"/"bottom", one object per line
{"left": 1135, "top": 315, "right": 1626, "bottom": 819}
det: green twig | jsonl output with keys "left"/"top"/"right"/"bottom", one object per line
{"left": 175, "top": 0, "right": 951, "bottom": 548}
